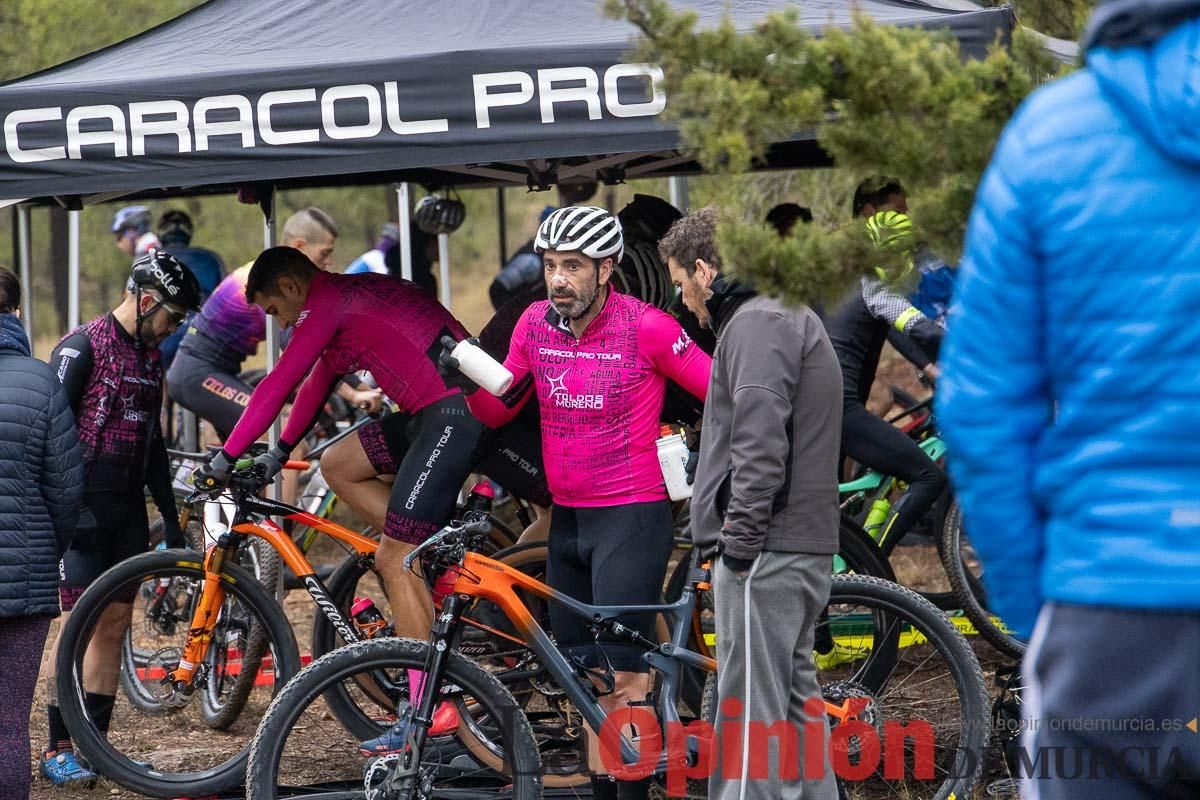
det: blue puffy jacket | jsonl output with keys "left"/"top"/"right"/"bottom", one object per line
{"left": 938, "top": 19, "right": 1200, "bottom": 638}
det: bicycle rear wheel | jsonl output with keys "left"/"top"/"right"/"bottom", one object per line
{"left": 815, "top": 575, "right": 990, "bottom": 799}
{"left": 939, "top": 500, "right": 1027, "bottom": 658}
{"left": 245, "top": 637, "right": 541, "bottom": 799}
{"left": 57, "top": 549, "right": 301, "bottom": 798}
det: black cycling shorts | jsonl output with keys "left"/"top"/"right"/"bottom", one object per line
{"left": 546, "top": 501, "right": 675, "bottom": 673}
{"left": 382, "top": 394, "right": 486, "bottom": 545}
{"left": 167, "top": 349, "right": 252, "bottom": 442}
{"left": 59, "top": 492, "right": 151, "bottom": 611}
{"left": 359, "top": 406, "right": 552, "bottom": 508}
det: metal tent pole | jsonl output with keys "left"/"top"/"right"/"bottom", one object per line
{"left": 669, "top": 176, "right": 689, "bottom": 214}
{"left": 17, "top": 205, "right": 32, "bottom": 342}
{"left": 261, "top": 187, "right": 281, "bottom": 501}
{"left": 437, "top": 232, "right": 451, "bottom": 309}
{"left": 68, "top": 209, "right": 80, "bottom": 329}
{"left": 396, "top": 183, "right": 413, "bottom": 281}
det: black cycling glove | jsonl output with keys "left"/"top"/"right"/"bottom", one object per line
{"left": 437, "top": 335, "right": 480, "bottom": 395}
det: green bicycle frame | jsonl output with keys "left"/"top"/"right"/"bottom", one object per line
{"left": 838, "top": 434, "right": 947, "bottom": 551}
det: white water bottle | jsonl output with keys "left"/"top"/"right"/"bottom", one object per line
{"left": 656, "top": 426, "right": 693, "bottom": 501}
{"left": 452, "top": 338, "right": 513, "bottom": 396}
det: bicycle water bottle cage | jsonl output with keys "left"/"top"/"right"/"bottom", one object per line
{"left": 571, "top": 650, "right": 615, "bottom": 697}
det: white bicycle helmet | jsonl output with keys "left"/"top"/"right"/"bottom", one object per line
{"left": 534, "top": 206, "right": 624, "bottom": 263}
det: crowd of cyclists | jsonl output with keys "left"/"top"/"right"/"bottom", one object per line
{"left": 1, "top": 175, "right": 955, "bottom": 798}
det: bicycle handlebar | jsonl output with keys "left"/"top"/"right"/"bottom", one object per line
{"left": 402, "top": 518, "right": 493, "bottom": 572}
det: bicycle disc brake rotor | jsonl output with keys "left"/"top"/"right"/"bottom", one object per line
{"left": 363, "top": 753, "right": 432, "bottom": 800}
{"left": 143, "top": 648, "right": 192, "bottom": 707}
{"left": 823, "top": 680, "right": 883, "bottom": 759}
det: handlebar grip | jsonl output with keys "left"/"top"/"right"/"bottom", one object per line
{"left": 285, "top": 460, "right": 310, "bottom": 471}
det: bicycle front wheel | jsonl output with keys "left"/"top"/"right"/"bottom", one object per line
{"left": 939, "top": 500, "right": 1027, "bottom": 658}
{"left": 816, "top": 574, "right": 991, "bottom": 800}
{"left": 57, "top": 549, "right": 301, "bottom": 798}
{"left": 245, "top": 637, "right": 542, "bottom": 799}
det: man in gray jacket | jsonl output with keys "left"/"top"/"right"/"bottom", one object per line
{"left": 660, "top": 208, "right": 841, "bottom": 799}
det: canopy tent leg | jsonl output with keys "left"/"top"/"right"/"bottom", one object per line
{"left": 68, "top": 209, "right": 80, "bottom": 330}
{"left": 669, "top": 176, "right": 689, "bottom": 214}
{"left": 437, "top": 232, "right": 451, "bottom": 309}
{"left": 260, "top": 187, "right": 282, "bottom": 503}
{"left": 17, "top": 205, "right": 32, "bottom": 342}
{"left": 396, "top": 183, "right": 413, "bottom": 281}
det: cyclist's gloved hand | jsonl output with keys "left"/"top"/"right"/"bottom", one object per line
{"left": 162, "top": 514, "right": 187, "bottom": 549}
{"left": 252, "top": 442, "right": 293, "bottom": 485}
{"left": 683, "top": 423, "right": 701, "bottom": 486}
{"left": 192, "top": 450, "right": 234, "bottom": 492}
{"left": 437, "top": 335, "right": 480, "bottom": 395}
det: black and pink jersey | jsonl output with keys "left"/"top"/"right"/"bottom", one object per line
{"left": 467, "top": 289, "right": 711, "bottom": 507}
{"left": 223, "top": 271, "right": 467, "bottom": 457}
{"left": 51, "top": 315, "right": 164, "bottom": 492}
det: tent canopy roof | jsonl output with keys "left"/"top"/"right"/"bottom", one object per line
{"left": 0, "top": 0, "right": 1017, "bottom": 204}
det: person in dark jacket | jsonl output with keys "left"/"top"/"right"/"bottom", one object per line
{"left": 0, "top": 267, "right": 83, "bottom": 799}
{"left": 823, "top": 180, "right": 946, "bottom": 549}
{"left": 660, "top": 209, "right": 840, "bottom": 800}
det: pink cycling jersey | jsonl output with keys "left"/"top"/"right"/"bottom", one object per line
{"left": 224, "top": 270, "right": 466, "bottom": 457}
{"left": 467, "top": 289, "right": 710, "bottom": 507}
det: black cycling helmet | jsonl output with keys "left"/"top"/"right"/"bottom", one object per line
{"left": 852, "top": 176, "right": 905, "bottom": 217}
{"left": 157, "top": 209, "right": 195, "bottom": 247}
{"left": 414, "top": 195, "right": 466, "bottom": 236}
{"left": 128, "top": 249, "right": 202, "bottom": 312}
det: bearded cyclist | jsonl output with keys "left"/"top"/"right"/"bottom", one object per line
{"left": 324, "top": 194, "right": 691, "bottom": 549}
{"left": 823, "top": 177, "right": 947, "bottom": 550}
{"left": 40, "top": 251, "right": 200, "bottom": 787}
{"left": 449, "top": 205, "right": 711, "bottom": 800}
{"left": 192, "top": 246, "right": 496, "bottom": 747}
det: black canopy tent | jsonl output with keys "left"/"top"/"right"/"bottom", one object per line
{"left": 2, "top": 0, "right": 1018, "bottom": 412}
{"left": 0, "top": 0, "right": 1017, "bottom": 203}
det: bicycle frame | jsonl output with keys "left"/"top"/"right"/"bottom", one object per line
{"left": 166, "top": 491, "right": 377, "bottom": 688}
{"left": 422, "top": 548, "right": 713, "bottom": 770}
{"left": 838, "top": 434, "right": 947, "bottom": 496}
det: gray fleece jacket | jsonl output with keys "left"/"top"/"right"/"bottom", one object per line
{"left": 691, "top": 284, "right": 842, "bottom": 560}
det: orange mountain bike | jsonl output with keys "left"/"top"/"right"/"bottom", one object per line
{"left": 54, "top": 464, "right": 516, "bottom": 798}
{"left": 245, "top": 518, "right": 991, "bottom": 799}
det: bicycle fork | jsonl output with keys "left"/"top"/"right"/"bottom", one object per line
{"left": 163, "top": 537, "right": 233, "bottom": 694}
{"left": 384, "top": 592, "right": 468, "bottom": 797}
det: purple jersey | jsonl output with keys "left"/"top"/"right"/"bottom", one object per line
{"left": 181, "top": 264, "right": 265, "bottom": 372}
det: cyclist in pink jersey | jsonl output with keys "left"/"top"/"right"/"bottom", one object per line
{"left": 449, "top": 205, "right": 710, "bottom": 800}
{"left": 192, "top": 247, "right": 482, "bottom": 741}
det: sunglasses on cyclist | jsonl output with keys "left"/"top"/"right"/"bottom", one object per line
{"left": 148, "top": 301, "right": 188, "bottom": 326}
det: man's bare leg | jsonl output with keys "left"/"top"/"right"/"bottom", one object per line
{"left": 323, "top": 435, "right": 391, "bottom": 531}
{"left": 373, "top": 536, "right": 434, "bottom": 639}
